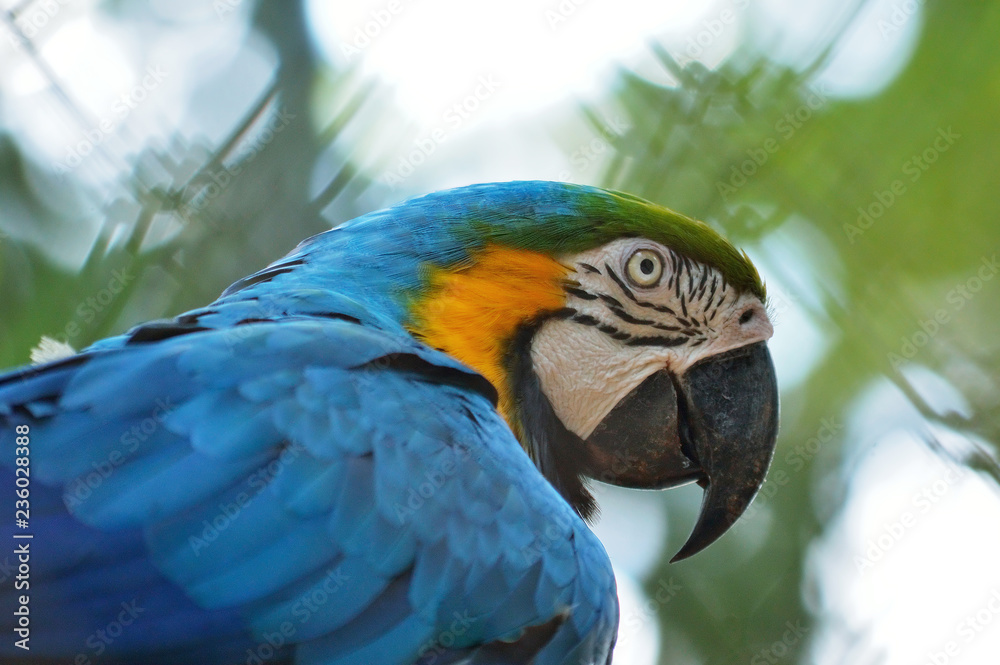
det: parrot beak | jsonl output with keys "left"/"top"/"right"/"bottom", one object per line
{"left": 583, "top": 341, "right": 779, "bottom": 562}
{"left": 669, "top": 341, "right": 779, "bottom": 561}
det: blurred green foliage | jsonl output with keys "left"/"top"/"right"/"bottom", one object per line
{"left": 588, "top": 1, "right": 999, "bottom": 662}
{"left": 0, "top": 1, "right": 376, "bottom": 366}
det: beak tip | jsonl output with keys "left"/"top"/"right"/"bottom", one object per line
{"left": 667, "top": 502, "right": 739, "bottom": 563}
{"left": 668, "top": 547, "right": 695, "bottom": 564}
{"left": 666, "top": 341, "right": 779, "bottom": 563}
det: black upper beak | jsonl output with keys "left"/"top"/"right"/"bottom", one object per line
{"left": 669, "top": 341, "right": 779, "bottom": 561}
{"left": 584, "top": 341, "right": 779, "bottom": 562}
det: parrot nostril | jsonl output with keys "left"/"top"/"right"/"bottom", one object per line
{"left": 739, "top": 309, "right": 754, "bottom": 325}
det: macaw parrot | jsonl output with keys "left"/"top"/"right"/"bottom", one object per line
{"left": 0, "top": 181, "right": 778, "bottom": 665}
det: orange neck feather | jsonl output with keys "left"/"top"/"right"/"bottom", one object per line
{"left": 408, "top": 245, "right": 570, "bottom": 430}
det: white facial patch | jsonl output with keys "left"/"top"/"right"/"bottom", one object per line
{"left": 530, "top": 238, "right": 773, "bottom": 439}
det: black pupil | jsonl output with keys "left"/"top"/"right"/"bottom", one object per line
{"left": 740, "top": 310, "right": 753, "bottom": 324}
{"left": 639, "top": 258, "right": 655, "bottom": 275}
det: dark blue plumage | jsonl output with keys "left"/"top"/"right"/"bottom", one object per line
{"left": 0, "top": 183, "right": 624, "bottom": 665}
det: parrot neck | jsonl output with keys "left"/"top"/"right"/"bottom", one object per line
{"left": 407, "top": 245, "right": 570, "bottom": 433}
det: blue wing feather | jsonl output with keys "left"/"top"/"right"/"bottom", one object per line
{"left": 0, "top": 181, "right": 625, "bottom": 664}
{"left": 1, "top": 317, "right": 618, "bottom": 664}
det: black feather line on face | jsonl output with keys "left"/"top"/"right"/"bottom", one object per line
{"left": 607, "top": 306, "right": 656, "bottom": 327}
{"left": 551, "top": 307, "right": 578, "bottom": 319}
{"left": 605, "top": 264, "right": 637, "bottom": 302}
{"left": 625, "top": 335, "right": 687, "bottom": 347}
{"left": 565, "top": 286, "right": 599, "bottom": 301}
{"left": 507, "top": 322, "right": 597, "bottom": 521}
{"left": 605, "top": 264, "right": 677, "bottom": 315}
{"left": 696, "top": 268, "right": 709, "bottom": 298}
{"left": 566, "top": 274, "right": 703, "bottom": 341}
{"left": 571, "top": 313, "right": 601, "bottom": 327}
{"left": 598, "top": 293, "right": 624, "bottom": 309}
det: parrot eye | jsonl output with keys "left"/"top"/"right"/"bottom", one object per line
{"left": 625, "top": 249, "right": 663, "bottom": 287}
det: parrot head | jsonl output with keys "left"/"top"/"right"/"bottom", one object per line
{"left": 406, "top": 182, "right": 779, "bottom": 561}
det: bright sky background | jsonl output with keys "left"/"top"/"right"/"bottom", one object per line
{"left": 809, "top": 372, "right": 1000, "bottom": 665}
{"left": 304, "top": 0, "right": 921, "bottom": 133}
{"left": 306, "top": 0, "right": 710, "bottom": 128}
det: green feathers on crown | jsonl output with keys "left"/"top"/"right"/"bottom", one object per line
{"left": 451, "top": 182, "right": 766, "bottom": 301}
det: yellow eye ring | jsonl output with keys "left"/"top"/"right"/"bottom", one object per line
{"left": 625, "top": 249, "right": 663, "bottom": 287}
